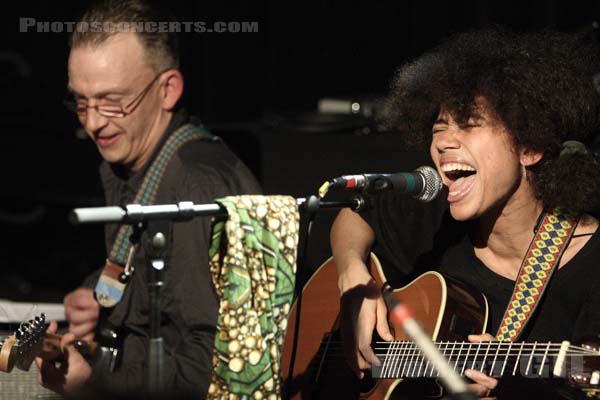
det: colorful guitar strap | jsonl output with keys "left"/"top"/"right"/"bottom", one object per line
{"left": 94, "top": 123, "right": 217, "bottom": 308}
{"left": 495, "top": 208, "right": 580, "bottom": 342}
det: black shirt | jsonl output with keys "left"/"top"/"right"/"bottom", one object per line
{"left": 361, "top": 190, "right": 600, "bottom": 399}
{"left": 86, "top": 110, "right": 261, "bottom": 398}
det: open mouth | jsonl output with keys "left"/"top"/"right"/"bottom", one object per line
{"left": 440, "top": 163, "right": 477, "bottom": 201}
{"left": 442, "top": 163, "right": 476, "bottom": 181}
{"left": 96, "top": 133, "right": 121, "bottom": 147}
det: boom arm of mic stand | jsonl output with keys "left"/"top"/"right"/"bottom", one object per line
{"left": 69, "top": 196, "right": 368, "bottom": 225}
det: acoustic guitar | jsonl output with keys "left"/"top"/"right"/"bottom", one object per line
{"left": 281, "top": 254, "right": 600, "bottom": 399}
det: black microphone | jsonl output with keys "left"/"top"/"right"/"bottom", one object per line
{"left": 329, "top": 165, "right": 442, "bottom": 202}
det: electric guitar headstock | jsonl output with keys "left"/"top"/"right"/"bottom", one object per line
{"left": 0, "top": 314, "right": 58, "bottom": 373}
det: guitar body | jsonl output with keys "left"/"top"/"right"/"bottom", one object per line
{"left": 282, "top": 254, "right": 488, "bottom": 399}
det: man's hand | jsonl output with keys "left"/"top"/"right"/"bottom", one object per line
{"left": 338, "top": 266, "right": 394, "bottom": 379}
{"left": 35, "top": 321, "right": 92, "bottom": 394}
{"left": 465, "top": 333, "right": 499, "bottom": 399}
{"left": 64, "top": 288, "right": 99, "bottom": 341}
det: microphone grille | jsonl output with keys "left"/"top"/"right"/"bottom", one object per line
{"left": 414, "top": 166, "right": 443, "bottom": 202}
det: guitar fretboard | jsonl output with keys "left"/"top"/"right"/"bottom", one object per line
{"left": 372, "top": 341, "right": 595, "bottom": 380}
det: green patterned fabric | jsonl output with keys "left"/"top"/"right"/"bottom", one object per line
{"left": 207, "top": 195, "right": 299, "bottom": 400}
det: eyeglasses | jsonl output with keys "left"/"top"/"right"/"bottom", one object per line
{"left": 64, "top": 70, "right": 165, "bottom": 119}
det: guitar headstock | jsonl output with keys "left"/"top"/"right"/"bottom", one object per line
{"left": 0, "top": 314, "right": 47, "bottom": 372}
{"left": 564, "top": 336, "right": 600, "bottom": 398}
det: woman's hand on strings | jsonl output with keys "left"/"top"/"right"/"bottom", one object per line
{"left": 465, "top": 333, "right": 499, "bottom": 399}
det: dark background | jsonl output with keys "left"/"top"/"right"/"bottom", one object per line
{"left": 1, "top": 0, "right": 599, "bottom": 303}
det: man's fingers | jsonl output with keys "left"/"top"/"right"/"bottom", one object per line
{"left": 80, "top": 332, "right": 95, "bottom": 342}
{"left": 64, "top": 288, "right": 95, "bottom": 303}
{"left": 65, "top": 299, "right": 97, "bottom": 310}
{"left": 64, "top": 289, "right": 99, "bottom": 317}
{"left": 34, "top": 356, "right": 43, "bottom": 371}
{"left": 65, "top": 308, "right": 98, "bottom": 324}
{"left": 60, "top": 332, "right": 78, "bottom": 350}
{"left": 47, "top": 321, "right": 58, "bottom": 334}
{"left": 69, "top": 321, "right": 97, "bottom": 338}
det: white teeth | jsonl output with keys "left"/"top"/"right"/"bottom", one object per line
{"left": 441, "top": 163, "right": 476, "bottom": 173}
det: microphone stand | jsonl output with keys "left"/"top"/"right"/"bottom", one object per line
{"left": 69, "top": 197, "right": 366, "bottom": 225}
{"left": 70, "top": 195, "right": 367, "bottom": 394}
{"left": 143, "top": 219, "right": 170, "bottom": 394}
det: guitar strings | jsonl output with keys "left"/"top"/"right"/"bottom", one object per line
{"left": 308, "top": 344, "right": 596, "bottom": 358}
{"left": 373, "top": 341, "right": 594, "bottom": 350}
{"left": 310, "top": 342, "right": 600, "bottom": 356}
{"left": 317, "top": 340, "right": 595, "bottom": 350}
{"left": 308, "top": 340, "right": 596, "bottom": 354}
{"left": 305, "top": 340, "right": 599, "bottom": 379}
{"left": 308, "top": 350, "right": 596, "bottom": 358}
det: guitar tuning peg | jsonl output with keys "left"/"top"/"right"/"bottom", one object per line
{"left": 15, "top": 329, "right": 23, "bottom": 339}
{"left": 40, "top": 313, "right": 46, "bottom": 322}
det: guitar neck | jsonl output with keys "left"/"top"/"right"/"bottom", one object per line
{"left": 373, "top": 340, "right": 582, "bottom": 379}
{"left": 40, "top": 333, "right": 98, "bottom": 360}
{"left": 38, "top": 333, "right": 62, "bottom": 361}
{"left": 0, "top": 332, "right": 98, "bottom": 373}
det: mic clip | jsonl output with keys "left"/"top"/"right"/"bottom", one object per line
{"left": 331, "top": 174, "right": 393, "bottom": 193}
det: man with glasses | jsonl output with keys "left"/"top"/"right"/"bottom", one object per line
{"left": 36, "top": 0, "right": 260, "bottom": 398}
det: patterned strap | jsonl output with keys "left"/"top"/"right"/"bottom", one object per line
{"left": 495, "top": 209, "right": 580, "bottom": 342}
{"left": 206, "top": 195, "right": 299, "bottom": 400}
{"left": 95, "top": 123, "right": 217, "bottom": 308}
